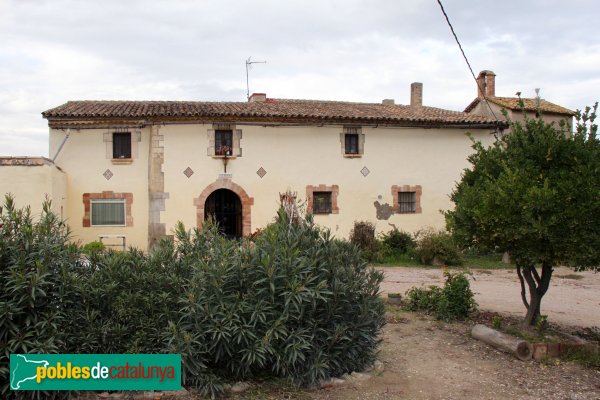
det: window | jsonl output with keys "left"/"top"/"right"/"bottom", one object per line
{"left": 91, "top": 199, "right": 126, "bottom": 226}
{"left": 307, "top": 185, "right": 339, "bottom": 215}
{"left": 113, "top": 132, "right": 132, "bottom": 159}
{"left": 391, "top": 185, "right": 422, "bottom": 214}
{"left": 340, "top": 127, "right": 363, "bottom": 157}
{"left": 398, "top": 192, "right": 416, "bottom": 213}
{"left": 83, "top": 191, "right": 133, "bottom": 227}
{"left": 312, "top": 192, "right": 332, "bottom": 214}
{"left": 215, "top": 130, "right": 233, "bottom": 155}
{"left": 345, "top": 133, "right": 359, "bottom": 154}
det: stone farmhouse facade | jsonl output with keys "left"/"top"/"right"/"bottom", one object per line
{"left": 1, "top": 72, "right": 573, "bottom": 251}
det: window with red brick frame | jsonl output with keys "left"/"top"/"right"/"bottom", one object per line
{"left": 391, "top": 185, "right": 422, "bottom": 214}
{"left": 83, "top": 191, "right": 133, "bottom": 227}
{"left": 306, "top": 185, "right": 339, "bottom": 214}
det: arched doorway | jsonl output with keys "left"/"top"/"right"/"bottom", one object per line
{"left": 204, "top": 189, "right": 242, "bottom": 238}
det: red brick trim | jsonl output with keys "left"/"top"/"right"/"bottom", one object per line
{"left": 391, "top": 185, "right": 422, "bottom": 214}
{"left": 194, "top": 180, "right": 254, "bottom": 236}
{"left": 306, "top": 184, "right": 339, "bottom": 214}
{"left": 83, "top": 191, "right": 133, "bottom": 227}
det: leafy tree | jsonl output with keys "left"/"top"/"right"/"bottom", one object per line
{"left": 446, "top": 103, "right": 600, "bottom": 327}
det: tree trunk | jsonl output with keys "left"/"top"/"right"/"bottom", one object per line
{"left": 516, "top": 262, "right": 553, "bottom": 327}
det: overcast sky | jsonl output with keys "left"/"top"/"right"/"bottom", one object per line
{"left": 1, "top": 0, "right": 599, "bottom": 156}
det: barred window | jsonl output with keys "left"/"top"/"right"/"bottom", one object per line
{"left": 91, "top": 199, "right": 126, "bottom": 226}
{"left": 112, "top": 132, "right": 131, "bottom": 159}
{"left": 312, "top": 192, "right": 332, "bottom": 214}
{"left": 398, "top": 192, "right": 416, "bottom": 213}
{"left": 215, "top": 130, "right": 233, "bottom": 155}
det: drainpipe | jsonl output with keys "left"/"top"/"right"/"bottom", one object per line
{"left": 52, "top": 129, "right": 71, "bottom": 162}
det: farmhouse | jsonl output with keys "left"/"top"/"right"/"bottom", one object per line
{"left": 1, "top": 72, "right": 572, "bottom": 251}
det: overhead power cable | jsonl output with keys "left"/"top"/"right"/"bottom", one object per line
{"left": 436, "top": 0, "right": 501, "bottom": 125}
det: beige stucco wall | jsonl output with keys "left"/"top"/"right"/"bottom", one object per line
{"left": 45, "top": 122, "right": 495, "bottom": 250}
{"left": 50, "top": 128, "right": 150, "bottom": 249}
{"left": 161, "top": 123, "right": 495, "bottom": 240}
{"left": 0, "top": 161, "right": 66, "bottom": 218}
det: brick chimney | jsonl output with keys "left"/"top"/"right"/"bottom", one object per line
{"left": 410, "top": 82, "right": 423, "bottom": 107}
{"left": 248, "top": 93, "right": 267, "bottom": 102}
{"left": 476, "top": 70, "right": 496, "bottom": 98}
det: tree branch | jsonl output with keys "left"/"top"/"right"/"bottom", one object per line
{"left": 521, "top": 266, "right": 538, "bottom": 301}
{"left": 516, "top": 265, "right": 529, "bottom": 309}
{"left": 531, "top": 266, "right": 541, "bottom": 285}
{"left": 538, "top": 261, "right": 554, "bottom": 296}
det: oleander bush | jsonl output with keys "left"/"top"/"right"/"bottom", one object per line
{"left": 166, "top": 211, "right": 385, "bottom": 395}
{"left": 1, "top": 197, "right": 385, "bottom": 399}
{"left": 0, "top": 197, "right": 79, "bottom": 399}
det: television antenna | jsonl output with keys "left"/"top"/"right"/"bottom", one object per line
{"left": 246, "top": 56, "right": 267, "bottom": 100}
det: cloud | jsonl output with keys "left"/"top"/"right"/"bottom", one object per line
{"left": 1, "top": 0, "right": 599, "bottom": 156}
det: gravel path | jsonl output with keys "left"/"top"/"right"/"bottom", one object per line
{"left": 378, "top": 266, "right": 600, "bottom": 329}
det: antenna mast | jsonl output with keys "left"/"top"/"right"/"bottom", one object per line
{"left": 246, "top": 57, "right": 267, "bottom": 100}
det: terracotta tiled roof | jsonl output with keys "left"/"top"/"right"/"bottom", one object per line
{"left": 464, "top": 96, "right": 574, "bottom": 115}
{"left": 43, "top": 99, "right": 501, "bottom": 128}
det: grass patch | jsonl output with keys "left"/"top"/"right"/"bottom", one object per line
{"left": 462, "top": 254, "right": 512, "bottom": 269}
{"left": 555, "top": 274, "right": 584, "bottom": 280}
{"left": 563, "top": 348, "right": 600, "bottom": 370}
{"left": 374, "top": 253, "right": 512, "bottom": 270}
{"left": 372, "top": 252, "right": 421, "bottom": 267}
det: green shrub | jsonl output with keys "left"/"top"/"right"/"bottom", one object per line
{"left": 435, "top": 272, "right": 477, "bottom": 321}
{"left": 380, "top": 229, "right": 415, "bottom": 254}
{"left": 350, "top": 221, "right": 376, "bottom": 252}
{"left": 403, "top": 286, "right": 443, "bottom": 314}
{"left": 403, "top": 272, "right": 477, "bottom": 321}
{"left": 1, "top": 199, "right": 385, "bottom": 398}
{"left": 166, "top": 211, "right": 385, "bottom": 394}
{"left": 414, "top": 228, "right": 462, "bottom": 265}
{"left": 81, "top": 240, "right": 105, "bottom": 255}
{"left": 0, "top": 196, "right": 78, "bottom": 399}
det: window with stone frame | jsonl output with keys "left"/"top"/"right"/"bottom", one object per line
{"left": 340, "top": 126, "right": 364, "bottom": 157}
{"left": 104, "top": 129, "right": 141, "bottom": 163}
{"left": 208, "top": 123, "right": 242, "bottom": 157}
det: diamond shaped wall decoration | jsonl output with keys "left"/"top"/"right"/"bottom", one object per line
{"left": 256, "top": 167, "right": 267, "bottom": 178}
{"left": 103, "top": 169, "right": 113, "bottom": 180}
{"left": 360, "top": 166, "right": 370, "bottom": 177}
{"left": 183, "top": 167, "right": 194, "bottom": 178}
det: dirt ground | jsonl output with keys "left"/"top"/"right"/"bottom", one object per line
{"left": 236, "top": 267, "right": 600, "bottom": 400}
{"left": 379, "top": 266, "right": 600, "bottom": 329}
{"left": 309, "top": 312, "right": 600, "bottom": 400}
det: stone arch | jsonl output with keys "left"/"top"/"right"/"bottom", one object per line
{"left": 194, "top": 179, "right": 254, "bottom": 236}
